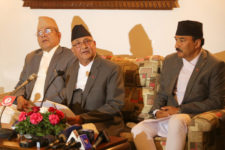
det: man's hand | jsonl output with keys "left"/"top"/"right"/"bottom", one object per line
{"left": 161, "top": 106, "right": 179, "bottom": 115}
{"left": 156, "top": 110, "right": 170, "bottom": 119}
{"left": 66, "top": 115, "right": 83, "bottom": 125}
{"left": 156, "top": 106, "right": 180, "bottom": 119}
{"left": 17, "top": 96, "right": 34, "bottom": 112}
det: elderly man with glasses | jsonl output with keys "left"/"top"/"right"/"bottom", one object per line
{"left": 14, "top": 16, "right": 74, "bottom": 111}
{"left": 60, "top": 25, "right": 125, "bottom": 136}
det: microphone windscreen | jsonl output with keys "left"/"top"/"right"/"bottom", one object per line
{"left": 28, "top": 73, "right": 37, "bottom": 81}
{"left": 79, "top": 134, "right": 92, "bottom": 150}
{"left": 58, "top": 133, "right": 67, "bottom": 143}
{"left": 67, "top": 130, "right": 86, "bottom": 150}
{"left": 57, "top": 70, "right": 65, "bottom": 76}
{"left": 93, "top": 130, "right": 110, "bottom": 149}
{"left": 63, "top": 125, "right": 82, "bottom": 138}
{"left": 78, "top": 129, "right": 95, "bottom": 143}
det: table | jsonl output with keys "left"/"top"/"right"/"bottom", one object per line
{"left": 0, "top": 124, "right": 128, "bottom": 150}
{"left": 0, "top": 136, "right": 128, "bottom": 150}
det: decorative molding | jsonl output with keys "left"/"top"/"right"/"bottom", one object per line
{"left": 23, "top": 0, "right": 179, "bottom": 10}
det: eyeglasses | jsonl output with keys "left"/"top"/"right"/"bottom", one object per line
{"left": 73, "top": 39, "right": 93, "bottom": 48}
{"left": 37, "top": 28, "right": 55, "bottom": 37}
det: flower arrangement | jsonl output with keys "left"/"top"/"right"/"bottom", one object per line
{"left": 15, "top": 106, "right": 66, "bottom": 137}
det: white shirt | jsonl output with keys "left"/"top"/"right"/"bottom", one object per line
{"left": 175, "top": 52, "right": 201, "bottom": 104}
{"left": 30, "top": 45, "right": 58, "bottom": 102}
{"left": 76, "top": 61, "right": 93, "bottom": 91}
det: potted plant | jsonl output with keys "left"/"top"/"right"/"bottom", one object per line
{"left": 15, "top": 106, "right": 66, "bottom": 137}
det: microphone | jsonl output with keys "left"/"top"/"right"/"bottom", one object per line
{"left": 11, "top": 73, "right": 37, "bottom": 95}
{"left": 65, "top": 137, "right": 81, "bottom": 150}
{"left": 92, "top": 130, "right": 110, "bottom": 150}
{"left": 78, "top": 129, "right": 95, "bottom": 143}
{"left": 46, "top": 125, "right": 81, "bottom": 149}
{"left": 45, "top": 133, "right": 66, "bottom": 149}
{"left": 67, "top": 130, "right": 92, "bottom": 150}
{"left": 56, "top": 70, "right": 65, "bottom": 76}
{"left": 62, "top": 125, "right": 82, "bottom": 139}
{"left": 40, "top": 69, "right": 65, "bottom": 107}
{"left": 38, "top": 135, "right": 55, "bottom": 147}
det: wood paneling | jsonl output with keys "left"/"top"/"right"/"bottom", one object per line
{"left": 22, "top": 0, "right": 179, "bottom": 10}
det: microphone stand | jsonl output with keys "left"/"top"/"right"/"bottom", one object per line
{"left": 40, "top": 70, "right": 64, "bottom": 108}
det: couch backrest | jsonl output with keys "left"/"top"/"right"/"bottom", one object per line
{"left": 102, "top": 55, "right": 164, "bottom": 122}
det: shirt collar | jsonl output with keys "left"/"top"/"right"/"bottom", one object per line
{"left": 43, "top": 45, "right": 59, "bottom": 56}
{"left": 79, "top": 59, "right": 94, "bottom": 68}
{"left": 182, "top": 49, "right": 202, "bottom": 66}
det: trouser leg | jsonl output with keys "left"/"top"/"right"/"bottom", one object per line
{"left": 131, "top": 121, "right": 158, "bottom": 150}
{"left": 166, "top": 114, "right": 191, "bottom": 150}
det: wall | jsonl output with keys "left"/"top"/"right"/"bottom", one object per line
{"left": 0, "top": 0, "right": 225, "bottom": 92}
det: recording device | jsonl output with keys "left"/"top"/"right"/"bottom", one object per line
{"left": 62, "top": 125, "right": 82, "bottom": 138}
{"left": 40, "top": 69, "right": 64, "bottom": 107}
{"left": 39, "top": 135, "right": 55, "bottom": 147}
{"left": 78, "top": 129, "right": 95, "bottom": 143}
{"left": 11, "top": 73, "right": 37, "bottom": 95}
{"left": 65, "top": 137, "right": 81, "bottom": 150}
{"left": 92, "top": 130, "right": 110, "bottom": 150}
{"left": 67, "top": 130, "right": 92, "bottom": 150}
{"left": 45, "top": 125, "right": 83, "bottom": 149}
{"left": 46, "top": 125, "right": 93, "bottom": 150}
{"left": 45, "top": 133, "right": 66, "bottom": 149}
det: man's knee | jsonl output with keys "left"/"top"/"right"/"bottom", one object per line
{"left": 168, "top": 114, "right": 191, "bottom": 130}
{"left": 131, "top": 122, "right": 157, "bottom": 139}
{"left": 131, "top": 122, "right": 144, "bottom": 137}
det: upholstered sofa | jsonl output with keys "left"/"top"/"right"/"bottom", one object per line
{"left": 104, "top": 55, "right": 225, "bottom": 150}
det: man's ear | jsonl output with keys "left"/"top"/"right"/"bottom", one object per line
{"left": 194, "top": 39, "right": 201, "bottom": 49}
{"left": 93, "top": 40, "right": 96, "bottom": 46}
{"left": 58, "top": 32, "right": 61, "bottom": 39}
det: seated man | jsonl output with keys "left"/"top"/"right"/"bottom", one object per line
{"left": 131, "top": 20, "right": 225, "bottom": 150}
{"left": 61, "top": 25, "right": 125, "bottom": 136}
{"left": 14, "top": 16, "right": 74, "bottom": 111}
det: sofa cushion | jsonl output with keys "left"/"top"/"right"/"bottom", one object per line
{"left": 102, "top": 55, "right": 164, "bottom": 122}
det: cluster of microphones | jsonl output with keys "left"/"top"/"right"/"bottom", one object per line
{"left": 48, "top": 125, "right": 110, "bottom": 150}
{"left": 0, "top": 73, "right": 110, "bottom": 149}
{"left": 18, "top": 125, "right": 110, "bottom": 150}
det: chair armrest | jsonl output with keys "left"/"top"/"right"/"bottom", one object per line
{"left": 188, "top": 108, "right": 225, "bottom": 132}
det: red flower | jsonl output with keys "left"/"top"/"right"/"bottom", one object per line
{"left": 48, "top": 107, "right": 56, "bottom": 113}
{"left": 18, "top": 112, "right": 27, "bottom": 122}
{"left": 56, "top": 110, "right": 64, "bottom": 119}
{"left": 30, "top": 113, "right": 43, "bottom": 125}
{"left": 27, "top": 111, "right": 33, "bottom": 116}
{"left": 49, "top": 114, "right": 60, "bottom": 125}
{"left": 32, "top": 106, "right": 40, "bottom": 113}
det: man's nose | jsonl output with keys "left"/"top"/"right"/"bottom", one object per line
{"left": 175, "top": 41, "right": 180, "bottom": 48}
{"left": 39, "top": 34, "right": 46, "bottom": 38}
{"left": 81, "top": 42, "right": 88, "bottom": 48}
